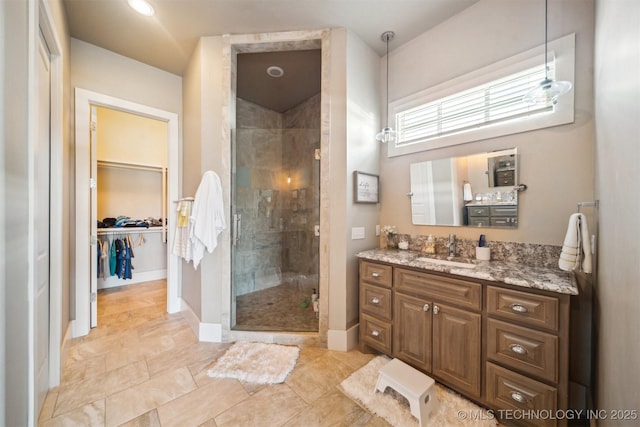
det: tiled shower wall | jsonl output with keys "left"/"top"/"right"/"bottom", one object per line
{"left": 234, "top": 94, "right": 320, "bottom": 296}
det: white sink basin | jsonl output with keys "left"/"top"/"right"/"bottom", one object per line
{"left": 414, "top": 257, "right": 476, "bottom": 269}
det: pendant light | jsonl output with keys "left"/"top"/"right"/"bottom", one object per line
{"left": 523, "top": 0, "right": 572, "bottom": 105}
{"left": 376, "top": 31, "right": 397, "bottom": 143}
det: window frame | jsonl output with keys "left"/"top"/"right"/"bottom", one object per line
{"left": 387, "top": 33, "right": 575, "bottom": 158}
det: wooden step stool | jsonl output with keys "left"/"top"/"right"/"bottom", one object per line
{"left": 375, "top": 358, "right": 438, "bottom": 426}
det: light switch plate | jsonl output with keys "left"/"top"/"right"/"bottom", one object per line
{"left": 376, "top": 225, "right": 380, "bottom": 236}
{"left": 351, "top": 227, "right": 365, "bottom": 240}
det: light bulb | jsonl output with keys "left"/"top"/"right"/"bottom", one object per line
{"left": 376, "top": 127, "right": 397, "bottom": 144}
{"left": 523, "top": 78, "right": 572, "bottom": 105}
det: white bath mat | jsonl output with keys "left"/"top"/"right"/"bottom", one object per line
{"left": 207, "top": 342, "right": 299, "bottom": 384}
{"left": 340, "top": 356, "right": 498, "bottom": 427}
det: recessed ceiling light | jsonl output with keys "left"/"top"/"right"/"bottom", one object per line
{"left": 266, "top": 66, "right": 284, "bottom": 78}
{"left": 128, "top": 0, "right": 155, "bottom": 16}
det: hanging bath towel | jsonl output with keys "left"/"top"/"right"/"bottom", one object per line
{"left": 559, "top": 213, "right": 592, "bottom": 273}
{"left": 190, "top": 171, "right": 226, "bottom": 269}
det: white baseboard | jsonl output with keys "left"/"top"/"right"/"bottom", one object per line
{"left": 327, "top": 324, "right": 359, "bottom": 351}
{"left": 199, "top": 322, "right": 223, "bottom": 342}
{"left": 97, "top": 269, "right": 167, "bottom": 289}
{"left": 179, "top": 298, "right": 222, "bottom": 342}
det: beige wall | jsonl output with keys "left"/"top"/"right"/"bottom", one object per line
{"left": 181, "top": 36, "right": 228, "bottom": 325}
{"left": 379, "top": 0, "right": 595, "bottom": 246}
{"left": 344, "top": 31, "right": 381, "bottom": 328}
{"left": 96, "top": 106, "right": 168, "bottom": 166}
{"left": 95, "top": 107, "right": 168, "bottom": 222}
{"left": 180, "top": 38, "right": 204, "bottom": 317}
{"left": 593, "top": 0, "right": 640, "bottom": 421}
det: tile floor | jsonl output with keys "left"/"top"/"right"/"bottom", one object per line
{"left": 235, "top": 282, "right": 319, "bottom": 332}
{"left": 38, "top": 280, "right": 389, "bottom": 427}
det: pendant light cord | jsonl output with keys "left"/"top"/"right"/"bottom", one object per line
{"left": 384, "top": 33, "right": 390, "bottom": 128}
{"left": 544, "top": 0, "right": 549, "bottom": 79}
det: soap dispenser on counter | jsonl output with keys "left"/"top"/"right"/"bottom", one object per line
{"left": 423, "top": 235, "right": 436, "bottom": 255}
{"left": 475, "top": 234, "right": 491, "bottom": 261}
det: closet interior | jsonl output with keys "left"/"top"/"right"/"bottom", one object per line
{"left": 95, "top": 106, "right": 168, "bottom": 289}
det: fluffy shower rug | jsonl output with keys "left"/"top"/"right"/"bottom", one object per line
{"left": 207, "top": 342, "right": 300, "bottom": 384}
{"left": 340, "top": 356, "right": 498, "bottom": 427}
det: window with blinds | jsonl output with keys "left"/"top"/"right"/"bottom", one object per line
{"left": 395, "top": 63, "right": 554, "bottom": 147}
{"left": 387, "top": 33, "right": 574, "bottom": 157}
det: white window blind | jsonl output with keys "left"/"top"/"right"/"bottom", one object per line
{"left": 395, "top": 63, "right": 554, "bottom": 147}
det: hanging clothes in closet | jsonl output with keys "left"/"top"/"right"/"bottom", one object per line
{"left": 97, "top": 235, "right": 144, "bottom": 281}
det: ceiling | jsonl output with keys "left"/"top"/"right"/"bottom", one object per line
{"left": 62, "top": 0, "right": 478, "bottom": 112}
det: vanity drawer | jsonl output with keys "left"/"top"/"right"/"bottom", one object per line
{"left": 360, "top": 261, "right": 393, "bottom": 288}
{"left": 467, "top": 206, "right": 490, "bottom": 217}
{"left": 495, "top": 170, "right": 515, "bottom": 186}
{"left": 360, "top": 283, "right": 392, "bottom": 321}
{"left": 490, "top": 205, "right": 517, "bottom": 217}
{"left": 394, "top": 268, "right": 481, "bottom": 310}
{"left": 486, "top": 362, "right": 557, "bottom": 427}
{"left": 360, "top": 313, "right": 392, "bottom": 354}
{"left": 487, "top": 286, "right": 559, "bottom": 331}
{"left": 490, "top": 217, "right": 517, "bottom": 227}
{"left": 487, "top": 318, "right": 558, "bottom": 383}
{"left": 468, "top": 217, "right": 490, "bottom": 227}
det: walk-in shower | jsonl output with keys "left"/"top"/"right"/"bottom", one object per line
{"left": 231, "top": 49, "right": 321, "bottom": 332}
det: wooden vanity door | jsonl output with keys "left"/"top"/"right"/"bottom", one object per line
{"left": 432, "top": 303, "right": 482, "bottom": 397}
{"left": 393, "top": 293, "right": 432, "bottom": 372}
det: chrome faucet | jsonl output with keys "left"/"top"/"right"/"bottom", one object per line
{"left": 446, "top": 234, "right": 456, "bottom": 257}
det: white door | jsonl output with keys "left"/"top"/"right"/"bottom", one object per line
{"left": 35, "top": 30, "right": 51, "bottom": 415}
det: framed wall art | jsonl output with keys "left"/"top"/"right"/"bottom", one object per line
{"left": 354, "top": 171, "right": 379, "bottom": 204}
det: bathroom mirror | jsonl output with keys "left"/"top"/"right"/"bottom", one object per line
{"left": 409, "top": 148, "right": 519, "bottom": 227}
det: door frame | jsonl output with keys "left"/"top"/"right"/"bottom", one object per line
{"left": 30, "top": 0, "right": 64, "bottom": 411}
{"left": 73, "top": 89, "right": 180, "bottom": 338}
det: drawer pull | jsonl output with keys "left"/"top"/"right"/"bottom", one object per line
{"left": 510, "top": 303, "right": 528, "bottom": 314}
{"left": 423, "top": 303, "right": 430, "bottom": 312}
{"left": 371, "top": 272, "right": 380, "bottom": 278}
{"left": 370, "top": 330, "right": 380, "bottom": 337}
{"left": 433, "top": 305, "right": 440, "bottom": 314}
{"left": 371, "top": 297, "right": 380, "bottom": 305}
{"left": 510, "top": 344, "right": 528, "bottom": 356}
{"left": 510, "top": 391, "right": 528, "bottom": 404}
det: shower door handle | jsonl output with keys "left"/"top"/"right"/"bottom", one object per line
{"left": 233, "top": 214, "right": 241, "bottom": 246}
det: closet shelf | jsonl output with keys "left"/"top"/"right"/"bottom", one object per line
{"left": 97, "top": 160, "right": 166, "bottom": 173}
{"left": 97, "top": 227, "right": 166, "bottom": 236}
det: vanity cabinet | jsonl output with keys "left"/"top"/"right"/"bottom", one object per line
{"left": 467, "top": 204, "right": 518, "bottom": 228}
{"left": 359, "top": 259, "right": 571, "bottom": 427}
{"left": 485, "top": 285, "right": 569, "bottom": 427}
{"left": 394, "top": 268, "right": 482, "bottom": 397}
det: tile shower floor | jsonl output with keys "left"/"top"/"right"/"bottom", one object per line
{"left": 38, "top": 280, "right": 386, "bottom": 427}
{"left": 235, "top": 282, "right": 319, "bottom": 332}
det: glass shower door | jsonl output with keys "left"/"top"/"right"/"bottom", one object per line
{"left": 231, "top": 97, "right": 321, "bottom": 332}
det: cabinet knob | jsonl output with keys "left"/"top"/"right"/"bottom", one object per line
{"left": 423, "top": 303, "right": 430, "bottom": 312}
{"left": 509, "top": 303, "right": 528, "bottom": 314}
{"left": 371, "top": 297, "right": 380, "bottom": 305}
{"left": 370, "top": 330, "right": 380, "bottom": 337}
{"left": 510, "top": 344, "right": 528, "bottom": 356}
{"left": 510, "top": 391, "right": 528, "bottom": 404}
{"left": 371, "top": 272, "right": 380, "bottom": 278}
{"left": 433, "top": 305, "right": 440, "bottom": 314}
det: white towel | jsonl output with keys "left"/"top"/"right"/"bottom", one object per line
{"left": 559, "top": 213, "right": 592, "bottom": 273}
{"left": 190, "top": 171, "right": 226, "bottom": 269}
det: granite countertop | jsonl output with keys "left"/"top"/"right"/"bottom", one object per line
{"left": 356, "top": 248, "right": 578, "bottom": 295}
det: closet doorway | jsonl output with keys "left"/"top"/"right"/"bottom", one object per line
{"left": 74, "top": 89, "right": 180, "bottom": 337}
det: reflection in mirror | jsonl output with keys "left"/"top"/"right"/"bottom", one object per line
{"left": 409, "top": 148, "right": 519, "bottom": 228}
